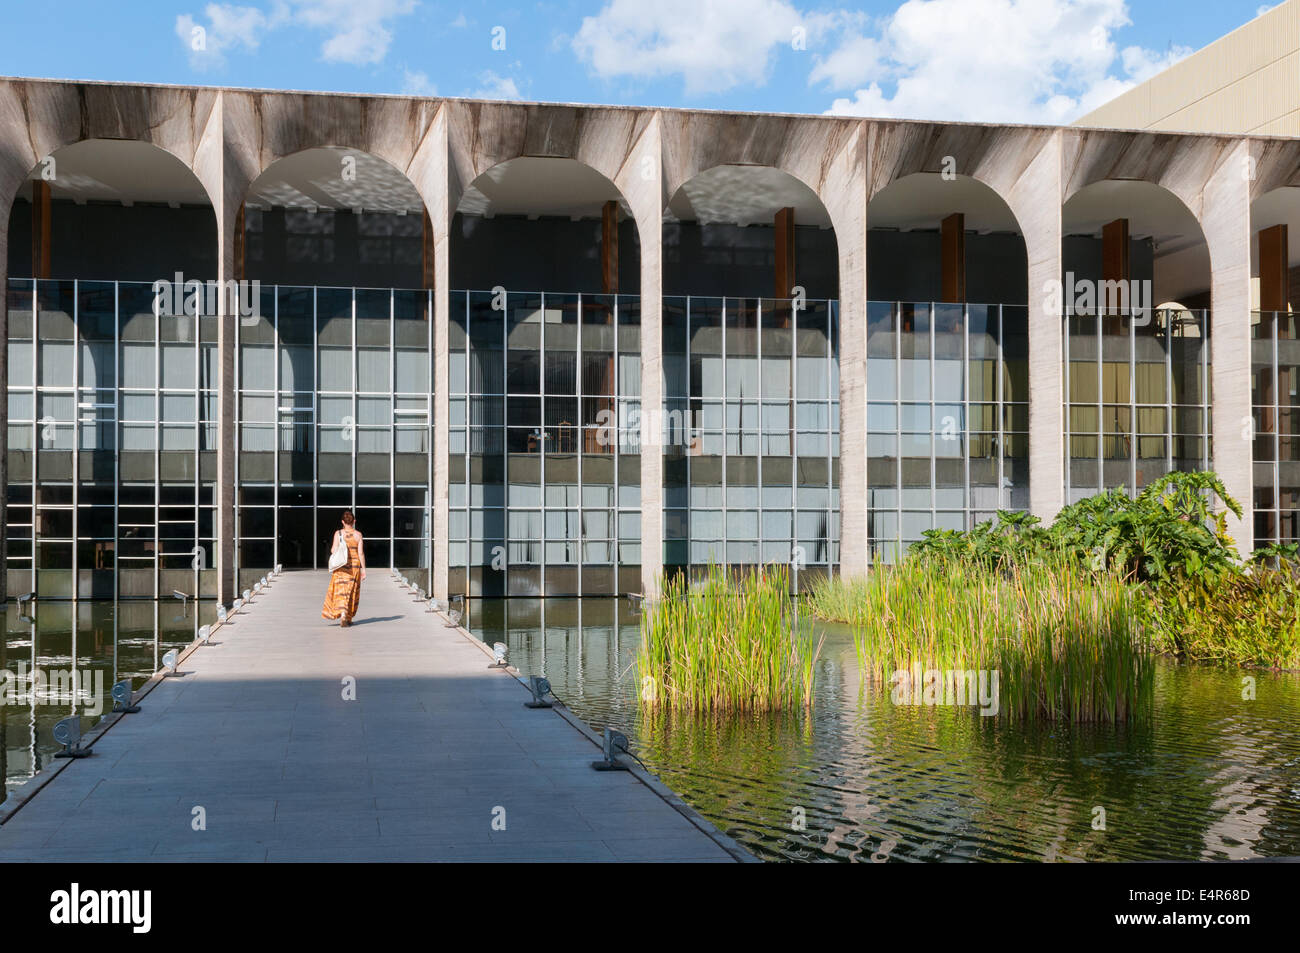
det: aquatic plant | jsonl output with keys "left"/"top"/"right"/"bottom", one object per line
{"left": 807, "top": 559, "right": 1153, "bottom": 723}
{"left": 637, "top": 563, "right": 822, "bottom": 713}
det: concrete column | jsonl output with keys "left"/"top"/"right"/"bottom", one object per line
{"left": 1202, "top": 140, "right": 1255, "bottom": 558}
{"left": 198, "top": 92, "right": 237, "bottom": 605}
{"left": 415, "top": 107, "right": 451, "bottom": 601}
{"left": 835, "top": 128, "right": 869, "bottom": 580}
{"left": 617, "top": 115, "right": 664, "bottom": 598}
{"left": 1007, "top": 131, "right": 1064, "bottom": 524}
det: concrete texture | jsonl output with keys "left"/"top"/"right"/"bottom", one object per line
{"left": 0, "top": 571, "right": 741, "bottom": 862}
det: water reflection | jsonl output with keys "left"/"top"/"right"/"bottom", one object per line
{"left": 1, "top": 600, "right": 216, "bottom": 804}
{"left": 465, "top": 597, "right": 1300, "bottom": 862}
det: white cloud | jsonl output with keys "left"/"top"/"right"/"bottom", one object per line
{"left": 572, "top": 0, "right": 819, "bottom": 96}
{"left": 176, "top": 0, "right": 416, "bottom": 69}
{"left": 808, "top": 31, "right": 884, "bottom": 90}
{"left": 822, "top": 0, "right": 1193, "bottom": 124}
{"left": 176, "top": 3, "right": 288, "bottom": 70}
{"left": 401, "top": 69, "right": 437, "bottom": 95}
{"left": 450, "top": 12, "right": 469, "bottom": 28}
{"left": 473, "top": 71, "right": 522, "bottom": 100}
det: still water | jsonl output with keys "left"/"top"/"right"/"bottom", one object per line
{"left": 1, "top": 600, "right": 217, "bottom": 806}
{"left": 466, "top": 598, "right": 1300, "bottom": 862}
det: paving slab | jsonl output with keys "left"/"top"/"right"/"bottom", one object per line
{"left": 0, "top": 570, "right": 744, "bottom": 863}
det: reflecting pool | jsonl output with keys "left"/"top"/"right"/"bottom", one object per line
{"left": 1, "top": 600, "right": 216, "bottom": 805}
{"left": 466, "top": 598, "right": 1300, "bottom": 862}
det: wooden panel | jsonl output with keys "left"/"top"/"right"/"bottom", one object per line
{"left": 601, "top": 200, "right": 619, "bottom": 295}
{"left": 31, "top": 180, "right": 51, "bottom": 279}
{"left": 940, "top": 212, "right": 965, "bottom": 303}
{"left": 1259, "top": 223, "right": 1288, "bottom": 314}
{"left": 1101, "top": 218, "right": 1129, "bottom": 331}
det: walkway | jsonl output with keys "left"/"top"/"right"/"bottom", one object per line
{"left": 0, "top": 571, "right": 743, "bottom": 862}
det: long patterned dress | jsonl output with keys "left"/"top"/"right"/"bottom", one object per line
{"left": 322, "top": 530, "right": 362, "bottom": 621}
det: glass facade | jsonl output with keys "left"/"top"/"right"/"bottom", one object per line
{"left": 1252, "top": 310, "right": 1300, "bottom": 548}
{"left": 235, "top": 286, "right": 435, "bottom": 591}
{"left": 2, "top": 281, "right": 1242, "bottom": 597}
{"left": 1064, "top": 309, "right": 1212, "bottom": 501}
{"left": 5, "top": 279, "right": 218, "bottom": 600}
{"left": 446, "top": 291, "right": 642, "bottom": 597}
{"left": 662, "top": 297, "right": 840, "bottom": 586}
{"left": 866, "top": 302, "right": 1028, "bottom": 562}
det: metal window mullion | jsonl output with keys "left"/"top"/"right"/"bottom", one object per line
{"left": 1063, "top": 311, "right": 1071, "bottom": 503}
{"left": 31, "top": 280, "right": 39, "bottom": 593}
{"left": 154, "top": 293, "right": 161, "bottom": 600}
{"left": 997, "top": 304, "right": 1005, "bottom": 506}
{"left": 194, "top": 284, "right": 202, "bottom": 595}
{"left": 539, "top": 292, "right": 546, "bottom": 591}
{"left": 963, "top": 303, "right": 971, "bottom": 529}
{"left": 351, "top": 288, "right": 357, "bottom": 512}
{"left": 113, "top": 282, "right": 120, "bottom": 601}
{"left": 427, "top": 287, "right": 434, "bottom": 592}
{"left": 895, "top": 303, "right": 902, "bottom": 557}
{"left": 390, "top": 287, "right": 395, "bottom": 571}
{"left": 579, "top": 293, "right": 586, "bottom": 593}
{"left": 1130, "top": 308, "right": 1137, "bottom": 495}
{"left": 72, "top": 280, "right": 79, "bottom": 596}
{"left": 273, "top": 287, "right": 280, "bottom": 570}
{"left": 721, "top": 297, "right": 728, "bottom": 568}
{"left": 313, "top": 287, "right": 319, "bottom": 570}
{"left": 1274, "top": 309, "right": 1281, "bottom": 544}
{"left": 1095, "top": 308, "right": 1103, "bottom": 494}
{"left": 929, "top": 301, "right": 936, "bottom": 531}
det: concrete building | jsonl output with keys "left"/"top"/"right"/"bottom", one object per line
{"left": 2, "top": 74, "right": 1299, "bottom": 605}
{"left": 1075, "top": 0, "right": 1300, "bottom": 137}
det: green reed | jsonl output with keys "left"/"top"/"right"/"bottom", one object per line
{"left": 637, "top": 563, "right": 822, "bottom": 713}
{"left": 806, "top": 559, "right": 1153, "bottom": 723}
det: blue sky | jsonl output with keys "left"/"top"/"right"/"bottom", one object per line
{"left": 0, "top": 1, "right": 1275, "bottom": 122}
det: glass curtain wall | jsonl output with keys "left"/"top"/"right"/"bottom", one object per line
{"left": 662, "top": 297, "right": 840, "bottom": 588}
{"left": 1065, "top": 309, "right": 1211, "bottom": 502}
{"left": 865, "top": 302, "right": 1028, "bottom": 562}
{"left": 5, "top": 279, "right": 218, "bottom": 600}
{"left": 1253, "top": 310, "right": 1300, "bottom": 548}
{"left": 447, "top": 291, "right": 642, "bottom": 597}
{"left": 235, "top": 286, "right": 434, "bottom": 590}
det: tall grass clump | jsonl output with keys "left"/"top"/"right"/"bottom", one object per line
{"left": 808, "top": 559, "right": 1153, "bottom": 723}
{"left": 638, "top": 563, "right": 822, "bottom": 713}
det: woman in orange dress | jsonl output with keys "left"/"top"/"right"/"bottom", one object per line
{"left": 322, "top": 510, "right": 366, "bottom": 627}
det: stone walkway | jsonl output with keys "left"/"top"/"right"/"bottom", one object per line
{"left": 0, "top": 571, "right": 741, "bottom": 862}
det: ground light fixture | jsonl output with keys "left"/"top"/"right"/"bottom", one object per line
{"left": 110, "top": 679, "right": 141, "bottom": 714}
{"left": 426, "top": 598, "right": 443, "bottom": 613}
{"left": 591, "top": 728, "right": 631, "bottom": 771}
{"left": 260, "top": 575, "right": 268, "bottom": 589}
{"left": 232, "top": 598, "right": 244, "bottom": 611}
{"left": 243, "top": 588, "right": 252, "bottom": 603}
{"left": 162, "top": 649, "right": 179, "bottom": 677}
{"left": 52, "top": 716, "right": 92, "bottom": 758}
{"left": 199, "top": 625, "right": 213, "bottom": 644}
{"left": 489, "top": 643, "right": 508, "bottom": 669}
{"left": 449, "top": 594, "right": 464, "bottom": 626}
{"left": 274, "top": 563, "right": 283, "bottom": 576}
{"left": 525, "top": 676, "right": 553, "bottom": 709}
{"left": 216, "top": 605, "right": 228, "bottom": 624}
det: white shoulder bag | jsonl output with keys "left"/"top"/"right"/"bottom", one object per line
{"left": 328, "top": 532, "right": 349, "bottom": 571}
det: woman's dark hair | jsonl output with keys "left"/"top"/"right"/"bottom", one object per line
{"left": 341, "top": 510, "right": 356, "bottom": 526}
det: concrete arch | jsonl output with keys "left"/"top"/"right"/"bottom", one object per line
{"left": 0, "top": 79, "right": 224, "bottom": 226}
{"left": 1063, "top": 177, "right": 1211, "bottom": 308}
{"left": 867, "top": 170, "right": 1029, "bottom": 305}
